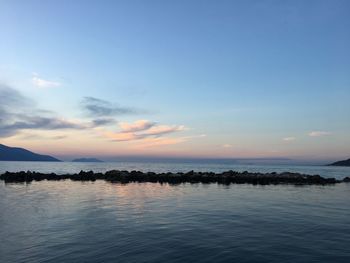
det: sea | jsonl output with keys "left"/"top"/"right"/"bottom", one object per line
{"left": 1, "top": 161, "right": 350, "bottom": 262}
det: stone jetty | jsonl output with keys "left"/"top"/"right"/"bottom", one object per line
{"left": 1, "top": 170, "right": 348, "bottom": 185}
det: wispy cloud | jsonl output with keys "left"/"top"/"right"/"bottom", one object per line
{"left": 283, "top": 137, "right": 296, "bottom": 141}
{"left": 120, "top": 120, "right": 156, "bottom": 133}
{"left": 2, "top": 116, "right": 84, "bottom": 131}
{"left": 222, "top": 144, "right": 233, "bottom": 148}
{"left": 308, "top": 131, "right": 331, "bottom": 137}
{"left": 142, "top": 125, "right": 186, "bottom": 136}
{"left": 82, "top": 97, "right": 141, "bottom": 117}
{"left": 19, "top": 133, "right": 68, "bottom": 140}
{"left": 104, "top": 120, "right": 186, "bottom": 142}
{"left": 32, "top": 74, "right": 61, "bottom": 88}
{"left": 0, "top": 84, "right": 86, "bottom": 137}
{"left": 91, "top": 118, "right": 116, "bottom": 126}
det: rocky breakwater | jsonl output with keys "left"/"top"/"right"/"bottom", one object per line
{"left": 1, "top": 170, "right": 348, "bottom": 185}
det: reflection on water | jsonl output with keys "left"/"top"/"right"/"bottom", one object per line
{"left": 1, "top": 180, "right": 350, "bottom": 262}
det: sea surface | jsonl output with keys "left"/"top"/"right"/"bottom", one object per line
{"left": 1, "top": 161, "right": 350, "bottom": 262}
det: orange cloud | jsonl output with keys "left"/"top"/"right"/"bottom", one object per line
{"left": 143, "top": 124, "right": 186, "bottom": 136}
{"left": 119, "top": 120, "right": 155, "bottom": 133}
{"left": 105, "top": 120, "right": 186, "bottom": 142}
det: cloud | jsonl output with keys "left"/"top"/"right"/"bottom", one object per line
{"left": 18, "top": 133, "right": 68, "bottom": 140}
{"left": 104, "top": 120, "right": 186, "bottom": 142}
{"left": 143, "top": 124, "right": 186, "bottom": 136}
{"left": 0, "top": 85, "right": 32, "bottom": 108}
{"left": 0, "top": 116, "right": 85, "bottom": 137}
{"left": 0, "top": 85, "right": 197, "bottom": 147}
{"left": 32, "top": 75, "right": 61, "bottom": 88}
{"left": 92, "top": 118, "right": 116, "bottom": 126}
{"left": 283, "top": 137, "right": 296, "bottom": 141}
{"left": 222, "top": 144, "right": 233, "bottom": 148}
{"left": 120, "top": 120, "right": 156, "bottom": 133}
{"left": 308, "top": 131, "right": 331, "bottom": 137}
{"left": 82, "top": 97, "right": 140, "bottom": 117}
{"left": 2, "top": 116, "right": 84, "bottom": 130}
{"left": 0, "top": 84, "right": 86, "bottom": 137}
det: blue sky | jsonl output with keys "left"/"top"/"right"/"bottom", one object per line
{"left": 0, "top": 0, "right": 349, "bottom": 161}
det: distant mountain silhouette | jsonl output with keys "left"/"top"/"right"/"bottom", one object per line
{"left": 328, "top": 159, "right": 350, "bottom": 166}
{"left": 0, "top": 144, "right": 61, "bottom": 162}
{"left": 72, "top": 158, "right": 103, "bottom": 163}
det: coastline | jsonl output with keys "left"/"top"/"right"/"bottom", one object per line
{"left": 1, "top": 170, "right": 349, "bottom": 185}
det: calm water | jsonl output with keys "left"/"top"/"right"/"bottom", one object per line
{"left": 1, "top": 161, "right": 350, "bottom": 262}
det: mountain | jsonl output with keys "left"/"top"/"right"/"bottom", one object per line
{"left": 328, "top": 159, "right": 350, "bottom": 167}
{"left": 72, "top": 158, "right": 103, "bottom": 163}
{"left": 0, "top": 144, "right": 61, "bottom": 162}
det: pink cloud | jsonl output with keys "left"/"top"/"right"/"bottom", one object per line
{"left": 119, "top": 120, "right": 156, "bottom": 133}
{"left": 143, "top": 125, "right": 185, "bottom": 136}
{"left": 104, "top": 120, "right": 186, "bottom": 142}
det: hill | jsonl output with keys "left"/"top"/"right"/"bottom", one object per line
{"left": 0, "top": 144, "right": 61, "bottom": 162}
{"left": 328, "top": 159, "right": 350, "bottom": 167}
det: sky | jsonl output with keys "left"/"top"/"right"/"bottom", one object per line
{"left": 0, "top": 0, "right": 349, "bottom": 161}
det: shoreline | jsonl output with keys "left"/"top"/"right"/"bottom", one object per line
{"left": 1, "top": 170, "right": 349, "bottom": 185}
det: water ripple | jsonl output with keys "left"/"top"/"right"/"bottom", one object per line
{"left": 1, "top": 181, "right": 350, "bottom": 262}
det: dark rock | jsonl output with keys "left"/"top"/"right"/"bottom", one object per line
{"left": 0, "top": 170, "right": 342, "bottom": 186}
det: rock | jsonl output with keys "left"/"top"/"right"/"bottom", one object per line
{"left": 0, "top": 170, "right": 341, "bottom": 185}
